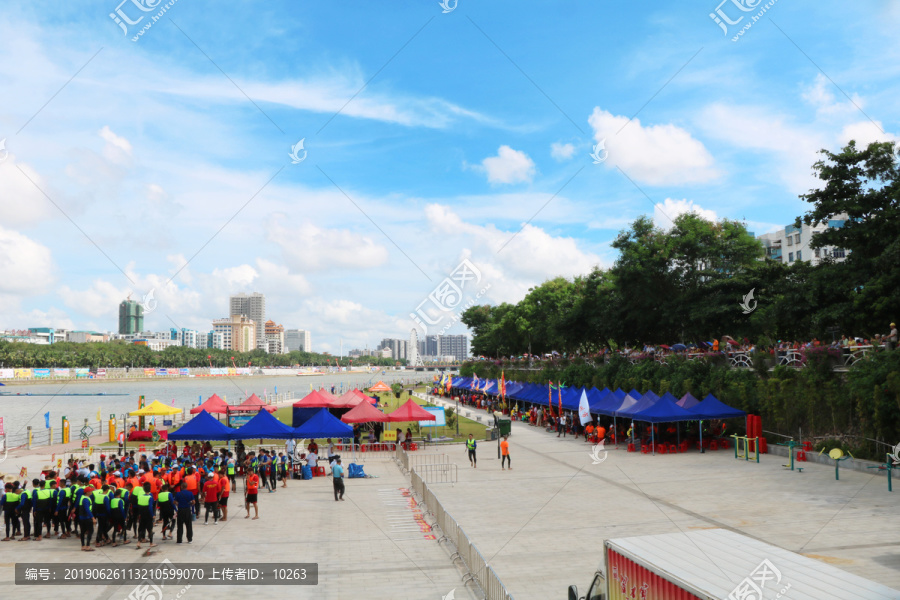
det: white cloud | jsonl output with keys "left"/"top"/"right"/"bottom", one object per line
{"left": 477, "top": 146, "right": 536, "bottom": 184}
{"left": 654, "top": 198, "right": 718, "bottom": 230}
{"left": 423, "top": 204, "right": 603, "bottom": 304}
{"left": 588, "top": 108, "right": 718, "bottom": 185}
{"left": 838, "top": 120, "right": 899, "bottom": 149}
{"left": 0, "top": 225, "right": 55, "bottom": 295}
{"left": 99, "top": 125, "right": 133, "bottom": 165}
{"left": 802, "top": 74, "right": 864, "bottom": 117}
{"left": 0, "top": 158, "right": 54, "bottom": 226}
{"left": 268, "top": 219, "right": 390, "bottom": 271}
{"left": 550, "top": 142, "right": 576, "bottom": 161}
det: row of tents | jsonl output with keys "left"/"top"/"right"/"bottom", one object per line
{"left": 449, "top": 377, "right": 746, "bottom": 423}
{"left": 163, "top": 388, "right": 436, "bottom": 441}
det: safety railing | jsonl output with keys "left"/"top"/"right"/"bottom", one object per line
{"left": 395, "top": 445, "right": 410, "bottom": 472}
{"left": 410, "top": 452, "right": 449, "bottom": 469}
{"left": 410, "top": 465, "right": 515, "bottom": 600}
{"left": 416, "top": 462, "right": 458, "bottom": 484}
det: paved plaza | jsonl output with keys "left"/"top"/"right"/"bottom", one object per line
{"left": 3, "top": 400, "right": 900, "bottom": 600}
{"left": 425, "top": 396, "right": 900, "bottom": 599}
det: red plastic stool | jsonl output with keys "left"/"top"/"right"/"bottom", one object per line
{"left": 657, "top": 444, "right": 667, "bottom": 454}
{"left": 710, "top": 440, "right": 719, "bottom": 451}
{"left": 640, "top": 444, "right": 650, "bottom": 454}
{"left": 796, "top": 450, "right": 807, "bottom": 462}
{"left": 409, "top": 443, "right": 418, "bottom": 451}
{"left": 627, "top": 443, "right": 636, "bottom": 452}
{"left": 718, "top": 439, "right": 729, "bottom": 449}
{"left": 312, "top": 466, "right": 325, "bottom": 477}
{"left": 667, "top": 443, "right": 678, "bottom": 454}
{"left": 679, "top": 441, "right": 689, "bottom": 453}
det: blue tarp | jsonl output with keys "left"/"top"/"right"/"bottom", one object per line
{"left": 232, "top": 409, "right": 295, "bottom": 440}
{"left": 631, "top": 394, "right": 696, "bottom": 423}
{"left": 688, "top": 394, "right": 747, "bottom": 420}
{"left": 168, "top": 410, "right": 235, "bottom": 441}
{"left": 293, "top": 408, "right": 353, "bottom": 439}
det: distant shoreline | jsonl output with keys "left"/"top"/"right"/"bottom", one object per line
{"left": 0, "top": 371, "right": 420, "bottom": 387}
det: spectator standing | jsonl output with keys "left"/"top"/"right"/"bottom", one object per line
{"left": 332, "top": 458, "right": 345, "bottom": 502}
{"left": 500, "top": 435, "right": 511, "bottom": 470}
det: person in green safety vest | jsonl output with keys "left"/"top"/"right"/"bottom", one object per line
{"left": 33, "top": 479, "right": 53, "bottom": 541}
{"left": 109, "top": 488, "right": 128, "bottom": 546}
{"left": 77, "top": 486, "right": 95, "bottom": 551}
{"left": 55, "top": 481, "right": 72, "bottom": 539}
{"left": 134, "top": 483, "right": 156, "bottom": 550}
{"left": 158, "top": 484, "right": 175, "bottom": 540}
{"left": 227, "top": 452, "right": 237, "bottom": 492}
{"left": 466, "top": 434, "right": 477, "bottom": 468}
{"left": 17, "top": 485, "right": 33, "bottom": 541}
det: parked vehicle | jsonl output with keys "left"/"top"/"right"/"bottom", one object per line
{"left": 568, "top": 529, "right": 899, "bottom": 600}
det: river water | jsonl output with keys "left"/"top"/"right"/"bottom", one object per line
{"left": 0, "top": 371, "right": 430, "bottom": 439}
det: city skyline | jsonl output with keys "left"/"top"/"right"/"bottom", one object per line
{"left": 0, "top": 1, "right": 897, "bottom": 354}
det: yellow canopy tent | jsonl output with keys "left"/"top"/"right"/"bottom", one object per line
{"left": 129, "top": 400, "right": 182, "bottom": 416}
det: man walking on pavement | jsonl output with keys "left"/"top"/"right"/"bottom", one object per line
{"left": 557, "top": 412, "right": 567, "bottom": 438}
{"left": 466, "top": 434, "right": 477, "bottom": 468}
{"left": 332, "top": 458, "right": 345, "bottom": 502}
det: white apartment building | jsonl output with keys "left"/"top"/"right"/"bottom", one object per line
{"left": 757, "top": 214, "right": 850, "bottom": 266}
{"left": 229, "top": 293, "right": 266, "bottom": 349}
{"left": 213, "top": 316, "right": 257, "bottom": 352}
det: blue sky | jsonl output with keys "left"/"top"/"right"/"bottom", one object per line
{"left": 1, "top": 0, "right": 897, "bottom": 353}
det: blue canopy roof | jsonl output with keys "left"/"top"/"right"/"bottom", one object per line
{"left": 677, "top": 393, "right": 701, "bottom": 409}
{"left": 232, "top": 409, "right": 295, "bottom": 440}
{"left": 293, "top": 408, "right": 353, "bottom": 439}
{"left": 615, "top": 392, "right": 658, "bottom": 418}
{"left": 631, "top": 394, "right": 696, "bottom": 423}
{"left": 587, "top": 387, "right": 611, "bottom": 412}
{"left": 688, "top": 394, "right": 746, "bottom": 420}
{"left": 168, "top": 410, "right": 235, "bottom": 441}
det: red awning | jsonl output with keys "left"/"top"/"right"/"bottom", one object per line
{"left": 292, "top": 390, "right": 336, "bottom": 408}
{"left": 190, "top": 393, "right": 229, "bottom": 415}
{"left": 229, "top": 393, "right": 276, "bottom": 413}
{"left": 386, "top": 399, "right": 436, "bottom": 422}
{"left": 341, "top": 402, "right": 389, "bottom": 423}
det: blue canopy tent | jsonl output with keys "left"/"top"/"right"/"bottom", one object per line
{"left": 629, "top": 389, "right": 642, "bottom": 399}
{"left": 631, "top": 393, "right": 695, "bottom": 454}
{"left": 293, "top": 408, "right": 353, "bottom": 439}
{"left": 613, "top": 388, "right": 627, "bottom": 402}
{"left": 687, "top": 394, "right": 746, "bottom": 452}
{"left": 616, "top": 391, "right": 659, "bottom": 446}
{"left": 231, "top": 409, "right": 295, "bottom": 440}
{"left": 168, "top": 410, "right": 235, "bottom": 441}
{"left": 677, "top": 393, "right": 701, "bottom": 409}
{"left": 587, "top": 387, "right": 610, "bottom": 413}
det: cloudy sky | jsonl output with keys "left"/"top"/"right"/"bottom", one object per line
{"left": 1, "top": 0, "right": 898, "bottom": 353}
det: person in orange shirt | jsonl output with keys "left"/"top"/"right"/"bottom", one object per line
{"left": 217, "top": 467, "right": 230, "bottom": 522}
{"left": 244, "top": 470, "right": 259, "bottom": 520}
{"left": 500, "top": 435, "right": 511, "bottom": 470}
{"left": 183, "top": 468, "right": 199, "bottom": 516}
{"left": 596, "top": 425, "right": 606, "bottom": 443}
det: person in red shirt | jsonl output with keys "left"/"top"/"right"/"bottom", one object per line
{"left": 217, "top": 467, "right": 230, "bottom": 522}
{"left": 244, "top": 471, "right": 259, "bottom": 520}
{"left": 202, "top": 477, "right": 220, "bottom": 525}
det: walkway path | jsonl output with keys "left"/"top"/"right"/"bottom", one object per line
{"left": 424, "top": 394, "right": 900, "bottom": 600}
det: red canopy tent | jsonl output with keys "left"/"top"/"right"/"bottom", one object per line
{"left": 331, "top": 391, "right": 365, "bottom": 409}
{"left": 341, "top": 402, "right": 389, "bottom": 423}
{"left": 229, "top": 393, "right": 276, "bottom": 413}
{"left": 292, "top": 390, "right": 336, "bottom": 408}
{"left": 352, "top": 389, "right": 377, "bottom": 404}
{"left": 387, "top": 399, "right": 437, "bottom": 422}
{"left": 369, "top": 381, "right": 392, "bottom": 393}
{"left": 190, "top": 393, "right": 229, "bottom": 415}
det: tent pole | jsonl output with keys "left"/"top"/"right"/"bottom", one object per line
{"left": 651, "top": 424, "right": 655, "bottom": 456}
{"left": 700, "top": 420, "right": 704, "bottom": 454}
{"left": 677, "top": 422, "right": 680, "bottom": 446}
{"left": 614, "top": 416, "right": 617, "bottom": 447}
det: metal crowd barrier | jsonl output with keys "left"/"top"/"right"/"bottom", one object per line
{"left": 409, "top": 452, "right": 450, "bottom": 470}
{"left": 416, "top": 462, "right": 458, "bottom": 484}
{"left": 409, "top": 465, "right": 515, "bottom": 600}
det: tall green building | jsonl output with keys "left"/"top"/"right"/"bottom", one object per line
{"left": 118, "top": 299, "right": 144, "bottom": 334}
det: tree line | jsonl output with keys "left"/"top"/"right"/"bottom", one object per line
{"left": 0, "top": 340, "right": 402, "bottom": 369}
{"left": 462, "top": 142, "right": 900, "bottom": 357}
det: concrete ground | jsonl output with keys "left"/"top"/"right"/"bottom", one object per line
{"left": 0, "top": 452, "right": 475, "bottom": 600}
{"left": 425, "top": 395, "right": 900, "bottom": 600}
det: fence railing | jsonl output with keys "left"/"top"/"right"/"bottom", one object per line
{"left": 410, "top": 465, "right": 515, "bottom": 600}
{"left": 416, "top": 462, "right": 458, "bottom": 484}
{"left": 410, "top": 452, "right": 450, "bottom": 470}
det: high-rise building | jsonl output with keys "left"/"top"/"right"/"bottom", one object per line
{"left": 212, "top": 316, "right": 257, "bottom": 352}
{"left": 438, "top": 335, "right": 468, "bottom": 362}
{"left": 285, "top": 329, "right": 311, "bottom": 352}
{"left": 380, "top": 338, "right": 408, "bottom": 361}
{"left": 264, "top": 320, "right": 286, "bottom": 354}
{"left": 229, "top": 292, "right": 266, "bottom": 349}
{"left": 118, "top": 300, "right": 144, "bottom": 335}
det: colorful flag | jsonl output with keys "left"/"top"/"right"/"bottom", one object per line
{"left": 96, "top": 407, "right": 101, "bottom": 421}
{"left": 44, "top": 411, "right": 50, "bottom": 429}
{"left": 446, "top": 375, "right": 452, "bottom": 392}
{"left": 500, "top": 371, "right": 506, "bottom": 398}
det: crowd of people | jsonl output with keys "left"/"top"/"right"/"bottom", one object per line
{"left": 0, "top": 443, "right": 307, "bottom": 551}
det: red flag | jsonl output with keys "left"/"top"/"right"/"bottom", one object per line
{"left": 500, "top": 371, "right": 506, "bottom": 398}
